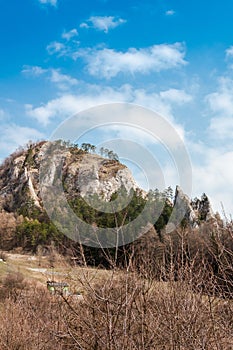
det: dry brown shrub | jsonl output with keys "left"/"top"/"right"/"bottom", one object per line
{"left": 0, "top": 272, "right": 26, "bottom": 301}
{"left": 0, "top": 285, "right": 70, "bottom": 350}
{"left": 0, "top": 267, "right": 232, "bottom": 349}
{"left": 61, "top": 268, "right": 233, "bottom": 349}
{"left": 0, "top": 220, "right": 232, "bottom": 349}
{"left": 0, "top": 250, "right": 7, "bottom": 261}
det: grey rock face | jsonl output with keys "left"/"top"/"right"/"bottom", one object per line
{"left": 173, "top": 186, "right": 216, "bottom": 228}
{"left": 0, "top": 141, "right": 216, "bottom": 230}
{"left": 191, "top": 194, "right": 215, "bottom": 222}
{"left": 77, "top": 154, "right": 138, "bottom": 201}
{"left": 173, "top": 186, "right": 198, "bottom": 227}
{"left": 0, "top": 141, "right": 140, "bottom": 212}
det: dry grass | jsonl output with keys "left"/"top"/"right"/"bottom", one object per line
{"left": 0, "top": 268, "right": 232, "bottom": 350}
{"left": 0, "top": 221, "right": 232, "bottom": 349}
{"left": 60, "top": 264, "right": 233, "bottom": 350}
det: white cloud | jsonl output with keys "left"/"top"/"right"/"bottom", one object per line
{"left": 209, "top": 117, "right": 233, "bottom": 140}
{"left": 75, "top": 43, "right": 187, "bottom": 78}
{"left": 50, "top": 69, "right": 78, "bottom": 90}
{"left": 81, "top": 16, "right": 126, "bottom": 33}
{"left": 22, "top": 66, "right": 78, "bottom": 90}
{"left": 80, "top": 22, "right": 89, "bottom": 29}
{"left": 0, "top": 124, "right": 44, "bottom": 162}
{"left": 198, "top": 72, "right": 233, "bottom": 214}
{"left": 160, "top": 89, "right": 192, "bottom": 104}
{"left": 24, "top": 84, "right": 190, "bottom": 141}
{"left": 25, "top": 104, "right": 53, "bottom": 127}
{"left": 206, "top": 91, "right": 233, "bottom": 116}
{"left": 47, "top": 41, "right": 66, "bottom": 55}
{"left": 22, "top": 65, "right": 47, "bottom": 76}
{"left": 25, "top": 85, "right": 133, "bottom": 126}
{"left": 47, "top": 37, "right": 80, "bottom": 57}
{"left": 38, "top": 0, "right": 57, "bottom": 6}
{"left": 191, "top": 148, "right": 233, "bottom": 216}
{"left": 165, "top": 10, "right": 175, "bottom": 16}
{"left": 206, "top": 77, "right": 233, "bottom": 140}
{"left": 225, "top": 45, "right": 233, "bottom": 59}
{"left": 25, "top": 92, "right": 191, "bottom": 199}
{"left": 0, "top": 108, "right": 7, "bottom": 121}
{"left": 224, "top": 46, "right": 233, "bottom": 69}
{"left": 62, "top": 29, "right": 78, "bottom": 41}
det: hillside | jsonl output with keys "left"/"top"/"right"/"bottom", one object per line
{"left": 0, "top": 141, "right": 139, "bottom": 212}
{"left": 0, "top": 140, "right": 218, "bottom": 255}
{"left": 0, "top": 141, "right": 147, "bottom": 253}
{"left": 0, "top": 142, "right": 232, "bottom": 349}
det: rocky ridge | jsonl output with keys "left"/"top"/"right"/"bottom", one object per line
{"left": 174, "top": 186, "right": 216, "bottom": 227}
{"left": 0, "top": 141, "right": 216, "bottom": 230}
{"left": 0, "top": 141, "right": 139, "bottom": 213}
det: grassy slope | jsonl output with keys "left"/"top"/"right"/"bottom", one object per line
{"left": 0, "top": 251, "right": 115, "bottom": 294}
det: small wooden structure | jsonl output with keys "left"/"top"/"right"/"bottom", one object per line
{"left": 47, "top": 281, "right": 69, "bottom": 296}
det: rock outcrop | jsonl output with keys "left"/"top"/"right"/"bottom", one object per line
{"left": 0, "top": 141, "right": 139, "bottom": 213}
{"left": 173, "top": 186, "right": 216, "bottom": 228}
{"left": 77, "top": 155, "right": 138, "bottom": 201}
{"left": 0, "top": 141, "right": 216, "bottom": 232}
{"left": 191, "top": 194, "right": 215, "bottom": 222}
{"left": 173, "top": 186, "right": 198, "bottom": 227}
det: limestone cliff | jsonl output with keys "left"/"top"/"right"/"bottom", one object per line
{"left": 173, "top": 186, "right": 216, "bottom": 227}
{"left": 0, "top": 141, "right": 139, "bottom": 213}
{"left": 0, "top": 141, "right": 216, "bottom": 231}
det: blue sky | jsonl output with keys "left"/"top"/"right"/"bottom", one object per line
{"left": 1, "top": 0, "right": 233, "bottom": 215}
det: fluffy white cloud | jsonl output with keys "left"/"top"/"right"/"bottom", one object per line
{"left": 25, "top": 85, "right": 133, "bottom": 126}
{"left": 191, "top": 148, "right": 233, "bottom": 216}
{"left": 47, "top": 37, "right": 80, "bottom": 57}
{"left": 25, "top": 90, "right": 191, "bottom": 193}
{"left": 224, "top": 46, "right": 233, "bottom": 69}
{"left": 225, "top": 45, "right": 233, "bottom": 58}
{"left": 62, "top": 29, "right": 78, "bottom": 41}
{"left": 198, "top": 72, "right": 233, "bottom": 214}
{"left": 24, "top": 84, "right": 191, "bottom": 146}
{"left": 75, "top": 43, "right": 187, "bottom": 78}
{"left": 209, "top": 117, "right": 233, "bottom": 140}
{"left": 206, "top": 77, "right": 233, "bottom": 140}
{"left": 0, "top": 108, "right": 7, "bottom": 121}
{"left": 50, "top": 69, "right": 78, "bottom": 90}
{"left": 22, "top": 66, "right": 78, "bottom": 90}
{"left": 38, "top": 0, "right": 57, "bottom": 6}
{"left": 79, "top": 22, "right": 89, "bottom": 29}
{"left": 165, "top": 10, "right": 175, "bottom": 16}
{"left": 25, "top": 104, "right": 53, "bottom": 127}
{"left": 80, "top": 16, "right": 126, "bottom": 33}
{"left": 22, "top": 65, "right": 47, "bottom": 76}
{"left": 0, "top": 124, "right": 44, "bottom": 162}
{"left": 47, "top": 41, "right": 66, "bottom": 55}
{"left": 207, "top": 91, "right": 233, "bottom": 116}
{"left": 160, "top": 89, "right": 192, "bottom": 104}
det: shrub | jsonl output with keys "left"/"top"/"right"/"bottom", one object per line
{"left": 0, "top": 272, "right": 26, "bottom": 301}
{"left": 0, "top": 250, "right": 7, "bottom": 262}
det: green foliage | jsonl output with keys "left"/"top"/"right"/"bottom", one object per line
{"left": 145, "top": 188, "right": 173, "bottom": 234}
{"left": 17, "top": 199, "right": 41, "bottom": 219}
{"left": 69, "top": 187, "right": 147, "bottom": 229}
{"left": 13, "top": 185, "right": 174, "bottom": 259}
{"left": 23, "top": 147, "right": 35, "bottom": 167}
{"left": 81, "top": 143, "right": 96, "bottom": 153}
{"left": 98, "top": 146, "right": 119, "bottom": 161}
{"left": 16, "top": 219, "right": 61, "bottom": 252}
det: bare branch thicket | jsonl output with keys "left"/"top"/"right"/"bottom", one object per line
{"left": 0, "top": 221, "right": 232, "bottom": 349}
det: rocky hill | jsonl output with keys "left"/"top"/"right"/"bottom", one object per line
{"left": 173, "top": 185, "right": 216, "bottom": 228}
{"left": 0, "top": 141, "right": 217, "bottom": 253}
{"left": 0, "top": 141, "right": 139, "bottom": 213}
{"left": 0, "top": 141, "right": 144, "bottom": 251}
